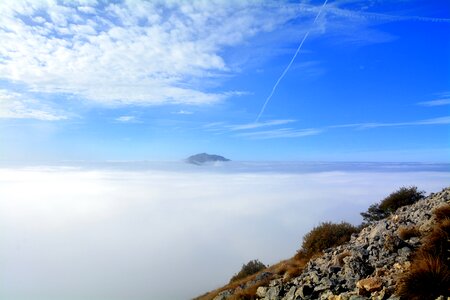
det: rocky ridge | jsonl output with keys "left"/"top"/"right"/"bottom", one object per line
{"left": 213, "top": 187, "right": 450, "bottom": 300}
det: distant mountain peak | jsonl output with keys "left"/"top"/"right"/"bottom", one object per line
{"left": 186, "top": 153, "right": 230, "bottom": 165}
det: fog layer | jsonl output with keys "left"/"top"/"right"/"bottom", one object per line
{"left": 0, "top": 163, "right": 449, "bottom": 299}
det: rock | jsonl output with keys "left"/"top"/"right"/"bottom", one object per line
{"left": 212, "top": 289, "right": 232, "bottom": 300}
{"left": 329, "top": 265, "right": 342, "bottom": 273}
{"left": 281, "top": 286, "right": 296, "bottom": 300}
{"left": 295, "top": 284, "right": 314, "bottom": 299}
{"left": 356, "top": 277, "right": 383, "bottom": 293}
{"left": 269, "top": 279, "right": 283, "bottom": 287}
{"left": 314, "top": 277, "right": 334, "bottom": 292}
{"left": 319, "top": 290, "right": 334, "bottom": 300}
{"left": 368, "top": 222, "right": 388, "bottom": 240}
{"left": 343, "top": 256, "right": 374, "bottom": 284}
{"left": 256, "top": 286, "right": 268, "bottom": 298}
{"left": 328, "top": 295, "right": 345, "bottom": 300}
{"left": 256, "top": 272, "right": 274, "bottom": 281}
{"left": 265, "top": 286, "right": 281, "bottom": 300}
{"left": 349, "top": 296, "right": 368, "bottom": 300}
{"left": 309, "top": 271, "right": 320, "bottom": 284}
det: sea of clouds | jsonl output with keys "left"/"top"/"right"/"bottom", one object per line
{"left": 0, "top": 162, "right": 449, "bottom": 300}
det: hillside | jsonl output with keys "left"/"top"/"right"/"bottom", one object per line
{"left": 197, "top": 187, "right": 450, "bottom": 300}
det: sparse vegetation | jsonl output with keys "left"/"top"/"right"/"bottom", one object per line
{"left": 229, "top": 260, "right": 267, "bottom": 283}
{"left": 397, "top": 225, "right": 420, "bottom": 240}
{"left": 196, "top": 186, "right": 450, "bottom": 300}
{"left": 361, "top": 186, "right": 425, "bottom": 222}
{"left": 194, "top": 255, "right": 310, "bottom": 300}
{"left": 433, "top": 204, "right": 450, "bottom": 222}
{"left": 396, "top": 204, "right": 450, "bottom": 299}
{"left": 299, "top": 221, "right": 359, "bottom": 257}
{"left": 272, "top": 257, "right": 309, "bottom": 281}
{"left": 397, "top": 254, "right": 450, "bottom": 300}
{"left": 420, "top": 218, "right": 450, "bottom": 259}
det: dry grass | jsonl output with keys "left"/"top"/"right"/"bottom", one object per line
{"left": 272, "top": 256, "right": 308, "bottom": 281}
{"left": 420, "top": 218, "right": 450, "bottom": 259}
{"left": 397, "top": 225, "right": 421, "bottom": 240}
{"left": 396, "top": 209, "right": 450, "bottom": 299}
{"left": 433, "top": 204, "right": 450, "bottom": 222}
{"left": 396, "top": 254, "right": 450, "bottom": 300}
{"left": 193, "top": 266, "right": 276, "bottom": 300}
{"left": 193, "top": 273, "right": 260, "bottom": 300}
{"left": 228, "top": 276, "right": 272, "bottom": 300}
{"left": 194, "top": 255, "right": 309, "bottom": 300}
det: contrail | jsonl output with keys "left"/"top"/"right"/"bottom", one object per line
{"left": 255, "top": 0, "right": 328, "bottom": 123}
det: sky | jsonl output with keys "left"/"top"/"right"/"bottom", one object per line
{"left": 0, "top": 0, "right": 449, "bottom": 162}
{"left": 1, "top": 164, "right": 449, "bottom": 300}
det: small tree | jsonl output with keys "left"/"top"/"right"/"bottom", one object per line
{"left": 361, "top": 186, "right": 425, "bottom": 222}
{"left": 360, "top": 203, "right": 389, "bottom": 223}
{"left": 229, "top": 259, "right": 267, "bottom": 283}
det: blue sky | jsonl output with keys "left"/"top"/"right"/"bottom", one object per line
{"left": 0, "top": 0, "right": 449, "bottom": 162}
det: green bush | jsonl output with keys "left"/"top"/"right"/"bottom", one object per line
{"left": 361, "top": 186, "right": 425, "bottom": 222}
{"left": 229, "top": 259, "right": 266, "bottom": 283}
{"left": 300, "top": 222, "right": 359, "bottom": 257}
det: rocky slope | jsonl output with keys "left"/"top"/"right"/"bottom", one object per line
{"left": 211, "top": 187, "right": 450, "bottom": 300}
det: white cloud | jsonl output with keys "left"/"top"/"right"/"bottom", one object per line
{"left": 115, "top": 115, "right": 136, "bottom": 122}
{"left": 0, "top": 0, "right": 314, "bottom": 106}
{"left": 417, "top": 99, "right": 450, "bottom": 107}
{"left": 172, "top": 110, "right": 193, "bottom": 115}
{"left": 78, "top": 6, "right": 96, "bottom": 14}
{"left": 0, "top": 89, "right": 67, "bottom": 121}
{"left": 0, "top": 0, "right": 411, "bottom": 108}
{"left": 0, "top": 165, "right": 448, "bottom": 299}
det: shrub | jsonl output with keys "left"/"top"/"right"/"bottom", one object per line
{"left": 361, "top": 186, "right": 425, "bottom": 222}
{"left": 360, "top": 203, "right": 390, "bottom": 223}
{"left": 300, "top": 222, "right": 359, "bottom": 257}
{"left": 229, "top": 259, "right": 267, "bottom": 283}
{"left": 379, "top": 186, "right": 425, "bottom": 212}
